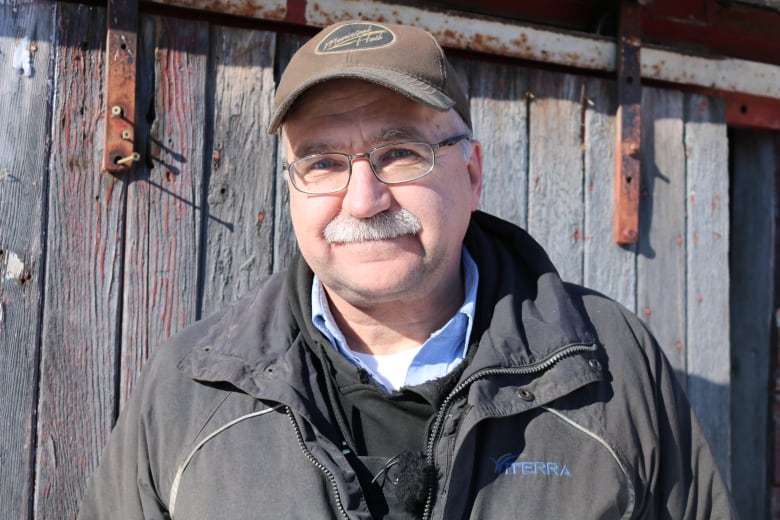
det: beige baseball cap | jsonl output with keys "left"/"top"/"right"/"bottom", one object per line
{"left": 268, "top": 20, "right": 471, "bottom": 134}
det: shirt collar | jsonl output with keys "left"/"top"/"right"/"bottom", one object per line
{"left": 311, "top": 246, "right": 479, "bottom": 390}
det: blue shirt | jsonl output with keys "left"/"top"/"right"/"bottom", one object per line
{"left": 312, "top": 247, "right": 479, "bottom": 390}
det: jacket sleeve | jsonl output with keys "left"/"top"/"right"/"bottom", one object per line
{"left": 619, "top": 310, "right": 738, "bottom": 519}
{"left": 77, "top": 352, "right": 172, "bottom": 519}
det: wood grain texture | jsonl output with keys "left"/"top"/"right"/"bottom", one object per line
{"left": 201, "top": 26, "right": 277, "bottom": 316}
{"left": 527, "top": 70, "right": 585, "bottom": 284}
{"left": 465, "top": 59, "right": 530, "bottom": 229}
{"left": 729, "top": 129, "right": 774, "bottom": 519}
{"left": 684, "top": 93, "right": 730, "bottom": 479}
{"left": 272, "top": 33, "right": 306, "bottom": 273}
{"left": 637, "top": 87, "right": 687, "bottom": 376}
{"left": 0, "top": 2, "right": 53, "bottom": 518}
{"left": 121, "top": 15, "right": 208, "bottom": 402}
{"left": 583, "top": 77, "right": 637, "bottom": 311}
{"left": 35, "top": 4, "right": 125, "bottom": 518}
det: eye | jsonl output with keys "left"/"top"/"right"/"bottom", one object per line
{"left": 309, "top": 156, "right": 340, "bottom": 171}
{"left": 374, "top": 145, "right": 425, "bottom": 169}
{"left": 386, "top": 147, "right": 417, "bottom": 159}
{"left": 298, "top": 154, "right": 348, "bottom": 176}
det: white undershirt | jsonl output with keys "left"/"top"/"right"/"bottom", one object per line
{"left": 348, "top": 345, "right": 426, "bottom": 391}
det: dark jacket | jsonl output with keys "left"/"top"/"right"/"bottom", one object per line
{"left": 78, "top": 211, "right": 736, "bottom": 519}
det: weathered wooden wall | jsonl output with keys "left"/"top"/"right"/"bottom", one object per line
{"left": 730, "top": 129, "right": 776, "bottom": 520}
{"left": 0, "top": 2, "right": 54, "bottom": 519}
{"left": 0, "top": 1, "right": 772, "bottom": 518}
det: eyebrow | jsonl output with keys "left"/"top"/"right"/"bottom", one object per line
{"left": 292, "top": 127, "right": 428, "bottom": 158}
{"left": 374, "top": 127, "right": 427, "bottom": 143}
{"left": 294, "top": 142, "right": 336, "bottom": 158}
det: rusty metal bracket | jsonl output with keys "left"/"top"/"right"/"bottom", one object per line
{"left": 614, "top": 2, "right": 642, "bottom": 244}
{"left": 102, "top": 0, "right": 139, "bottom": 174}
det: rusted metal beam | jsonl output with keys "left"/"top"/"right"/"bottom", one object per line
{"left": 641, "top": 47, "right": 780, "bottom": 101}
{"left": 144, "top": 0, "right": 780, "bottom": 104}
{"left": 725, "top": 93, "right": 780, "bottom": 131}
{"left": 102, "top": 0, "right": 139, "bottom": 174}
{"left": 614, "top": 1, "right": 642, "bottom": 245}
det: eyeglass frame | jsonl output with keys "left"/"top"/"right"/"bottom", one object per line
{"left": 282, "top": 133, "right": 472, "bottom": 195}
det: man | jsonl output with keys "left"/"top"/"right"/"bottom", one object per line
{"left": 79, "top": 21, "right": 736, "bottom": 519}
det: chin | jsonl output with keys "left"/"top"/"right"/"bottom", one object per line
{"left": 331, "top": 272, "right": 425, "bottom": 304}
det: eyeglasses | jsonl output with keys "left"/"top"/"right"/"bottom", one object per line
{"left": 283, "top": 134, "right": 471, "bottom": 194}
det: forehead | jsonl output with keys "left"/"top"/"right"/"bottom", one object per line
{"left": 282, "top": 79, "right": 453, "bottom": 145}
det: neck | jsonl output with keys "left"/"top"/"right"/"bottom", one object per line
{"left": 324, "top": 282, "right": 465, "bottom": 356}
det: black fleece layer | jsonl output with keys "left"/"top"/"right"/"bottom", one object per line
{"left": 287, "top": 246, "right": 468, "bottom": 518}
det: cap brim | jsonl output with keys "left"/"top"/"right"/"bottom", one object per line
{"left": 267, "top": 67, "right": 456, "bottom": 134}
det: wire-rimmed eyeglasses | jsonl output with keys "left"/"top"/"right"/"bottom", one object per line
{"left": 282, "top": 134, "right": 471, "bottom": 194}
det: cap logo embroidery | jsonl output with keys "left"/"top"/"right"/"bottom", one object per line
{"left": 316, "top": 23, "right": 395, "bottom": 54}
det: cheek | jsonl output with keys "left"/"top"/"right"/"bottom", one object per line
{"left": 408, "top": 186, "right": 471, "bottom": 238}
{"left": 289, "top": 192, "right": 339, "bottom": 239}
{"left": 418, "top": 173, "right": 475, "bottom": 215}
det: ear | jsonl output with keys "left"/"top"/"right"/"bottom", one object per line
{"left": 279, "top": 129, "right": 293, "bottom": 184}
{"left": 465, "top": 139, "right": 483, "bottom": 211}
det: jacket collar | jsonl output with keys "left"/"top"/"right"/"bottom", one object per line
{"left": 179, "top": 211, "right": 597, "bottom": 392}
{"left": 462, "top": 211, "right": 595, "bottom": 372}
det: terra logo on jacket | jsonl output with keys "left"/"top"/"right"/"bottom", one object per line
{"left": 491, "top": 453, "right": 572, "bottom": 477}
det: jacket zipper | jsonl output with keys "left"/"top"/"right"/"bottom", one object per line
{"left": 421, "top": 342, "right": 597, "bottom": 520}
{"left": 286, "top": 406, "right": 350, "bottom": 520}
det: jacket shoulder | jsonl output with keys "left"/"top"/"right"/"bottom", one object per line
{"left": 149, "top": 271, "right": 289, "bottom": 366}
{"left": 562, "top": 283, "right": 655, "bottom": 352}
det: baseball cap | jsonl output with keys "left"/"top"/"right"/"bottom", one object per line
{"left": 268, "top": 20, "right": 471, "bottom": 133}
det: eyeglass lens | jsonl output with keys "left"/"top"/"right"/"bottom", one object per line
{"left": 291, "top": 142, "right": 435, "bottom": 194}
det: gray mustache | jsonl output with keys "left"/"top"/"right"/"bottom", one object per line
{"left": 323, "top": 209, "right": 422, "bottom": 243}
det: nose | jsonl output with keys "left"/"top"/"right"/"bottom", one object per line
{"left": 340, "top": 157, "right": 392, "bottom": 218}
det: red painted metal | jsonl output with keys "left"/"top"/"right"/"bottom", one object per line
{"left": 614, "top": 2, "right": 643, "bottom": 245}
{"left": 642, "top": 0, "right": 780, "bottom": 67}
{"left": 437, "top": 0, "right": 603, "bottom": 32}
{"left": 725, "top": 93, "right": 780, "bottom": 131}
{"left": 655, "top": 82, "right": 780, "bottom": 130}
{"left": 102, "top": 0, "right": 139, "bottom": 174}
{"left": 284, "top": 0, "right": 307, "bottom": 24}
{"left": 434, "top": 0, "right": 780, "bottom": 67}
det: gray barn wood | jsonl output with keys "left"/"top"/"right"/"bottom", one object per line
{"left": 121, "top": 15, "right": 209, "bottom": 401}
{"left": 272, "top": 34, "right": 306, "bottom": 272}
{"left": 202, "top": 26, "right": 277, "bottom": 317}
{"left": 0, "top": 3, "right": 53, "bottom": 518}
{"left": 637, "top": 87, "right": 687, "bottom": 375}
{"left": 527, "top": 71, "right": 586, "bottom": 285}
{"left": 684, "top": 93, "right": 730, "bottom": 482}
{"left": 729, "top": 130, "right": 776, "bottom": 519}
{"left": 35, "top": 5, "right": 122, "bottom": 518}
{"left": 465, "top": 60, "right": 530, "bottom": 229}
{"left": 583, "top": 77, "right": 637, "bottom": 311}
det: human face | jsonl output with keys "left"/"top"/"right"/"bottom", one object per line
{"left": 282, "top": 80, "right": 482, "bottom": 310}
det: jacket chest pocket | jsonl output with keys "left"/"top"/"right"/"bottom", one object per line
{"left": 442, "top": 407, "right": 634, "bottom": 520}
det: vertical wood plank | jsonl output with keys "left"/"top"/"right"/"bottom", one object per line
{"left": 527, "top": 70, "right": 585, "bottom": 284}
{"left": 729, "top": 129, "right": 774, "bottom": 518}
{"left": 467, "top": 60, "right": 529, "bottom": 229}
{"left": 272, "top": 33, "right": 306, "bottom": 273}
{"left": 35, "top": 4, "right": 125, "bottom": 518}
{"left": 684, "top": 94, "right": 730, "bottom": 478}
{"left": 637, "top": 87, "right": 687, "bottom": 376}
{"left": 121, "top": 15, "right": 208, "bottom": 401}
{"left": 117, "top": 13, "right": 154, "bottom": 405}
{"left": 583, "top": 77, "right": 637, "bottom": 311}
{"left": 0, "top": 2, "right": 53, "bottom": 518}
{"left": 201, "top": 26, "right": 277, "bottom": 316}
